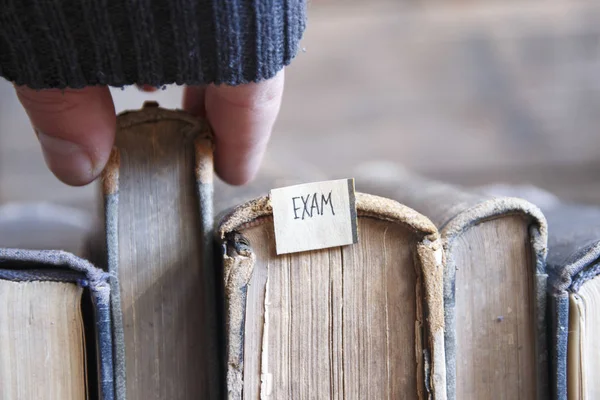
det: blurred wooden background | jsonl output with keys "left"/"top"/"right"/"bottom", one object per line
{"left": 1, "top": 1, "right": 599, "bottom": 214}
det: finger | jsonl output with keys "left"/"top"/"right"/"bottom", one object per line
{"left": 183, "top": 85, "right": 207, "bottom": 118}
{"left": 15, "top": 86, "right": 116, "bottom": 186}
{"left": 203, "top": 70, "right": 284, "bottom": 185}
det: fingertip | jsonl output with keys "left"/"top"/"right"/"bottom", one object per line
{"left": 206, "top": 70, "right": 284, "bottom": 185}
{"left": 214, "top": 143, "right": 266, "bottom": 186}
{"left": 15, "top": 85, "right": 116, "bottom": 186}
{"left": 35, "top": 130, "right": 95, "bottom": 186}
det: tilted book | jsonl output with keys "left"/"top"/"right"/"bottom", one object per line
{"left": 357, "top": 164, "right": 549, "bottom": 400}
{"left": 217, "top": 193, "right": 447, "bottom": 399}
{"left": 100, "top": 102, "right": 220, "bottom": 400}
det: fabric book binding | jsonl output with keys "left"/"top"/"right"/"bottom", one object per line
{"left": 357, "top": 163, "right": 549, "bottom": 400}
{"left": 0, "top": 248, "right": 113, "bottom": 400}
{"left": 100, "top": 102, "right": 219, "bottom": 400}
{"left": 480, "top": 184, "right": 600, "bottom": 400}
{"left": 217, "top": 193, "right": 447, "bottom": 399}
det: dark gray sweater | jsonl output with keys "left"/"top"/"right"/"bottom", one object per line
{"left": 0, "top": 0, "right": 306, "bottom": 89}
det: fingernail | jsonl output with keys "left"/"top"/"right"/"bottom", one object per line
{"left": 36, "top": 130, "right": 95, "bottom": 185}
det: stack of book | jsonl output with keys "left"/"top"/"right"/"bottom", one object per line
{"left": 1, "top": 104, "right": 597, "bottom": 400}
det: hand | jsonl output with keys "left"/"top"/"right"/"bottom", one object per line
{"left": 14, "top": 70, "right": 284, "bottom": 186}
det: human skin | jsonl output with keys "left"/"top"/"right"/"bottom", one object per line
{"left": 14, "top": 69, "right": 284, "bottom": 187}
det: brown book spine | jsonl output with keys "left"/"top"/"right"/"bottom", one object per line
{"left": 217, "top": 193, "right": 447, "bottom": 400}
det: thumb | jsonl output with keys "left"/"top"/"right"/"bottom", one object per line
{"left": 15, "top": 86, "right": 116, "bottom": 186}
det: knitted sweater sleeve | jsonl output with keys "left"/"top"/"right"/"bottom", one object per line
{"left": 0, "top": 0, "right": 306, "bottom": 89}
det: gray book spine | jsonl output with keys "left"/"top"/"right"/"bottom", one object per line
{"left": 101, "top": 105, "right": 216, "bottom": 400}
{"left": 543, "top": 205, "right": 600, "bottom": 400}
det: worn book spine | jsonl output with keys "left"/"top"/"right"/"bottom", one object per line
{"left": 476, "top": 185, "right": 600, "bottom": 400}
{"left": 101, "top": 104, "right": 216, "bottom": 400}
{"left": 539, "top": 204, "right": 600, "bottom": 400}
{"left": 217, "top": 193, "right": 447, "bottom": 400}
{"left": 356, "top": 166, "right": 549, "bottom": 400}
{"left": 0, "top": 248, "right": 114, "bottom": 400}
{"left": 438, "top": 195, "right": 548, "bottom": 400}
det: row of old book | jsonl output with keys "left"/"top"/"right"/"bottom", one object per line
{"left": 0, "top": 104, "right": 598, "bottom": 400}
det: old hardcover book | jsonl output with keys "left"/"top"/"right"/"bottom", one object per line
{"left": 217, "top": 193, "right": 447, "bottom": 399}
{"left": 0, "top": 248, "right": 113, "bottom": 400}
{"left": 543, "top": 203, "right": 600, "bottom": 400}
{"left": 481, "top": 184, "right": 600, "bottom": 400}
{"left": 537, "top": 203, "right": 600, "bottom": 400}
{"left": 100, "top": 103, "right": 220, "bottom": 400}
{"left": 357, "top": 164, "right": 549, "bottom": 400}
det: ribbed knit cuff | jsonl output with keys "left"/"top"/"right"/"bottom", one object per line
{"left": 0, "top": 0, "right": 306, "bottom": 89}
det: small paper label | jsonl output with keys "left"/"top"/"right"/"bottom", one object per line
{"left": 270, "top": 178, "right": 358, "bottom": 255}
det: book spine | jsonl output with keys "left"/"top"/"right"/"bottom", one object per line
{"left": 0, "top": 249, "right": 114, "bottom": 400}
{"left": 531, "top": 225, "right": 551, "bottom": 400}
{"left": 195, "top": 136, "right": 216, "bottom": 329}
{"left": 217, "top": 195, "right": 446, "bottom": 399}
{"left": 102, "top": 149, "right": 125, "bottom": 400}
{"left": 92, "top": 286, "right": 116, "bottom": 400}
{"left": 440, "top": 199, "right": 549, "bottom": 400}
{"left": 102, "top": 111, "right": 217, "bottom": 400}
{"left": 550, "top": 293, "right": 569, "bottom": 400}
{"left": 418, "top": 239, "right": 447, "bottom": 400}
{"left": 194, "top": 135, "right": 221, "bottom": 396}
